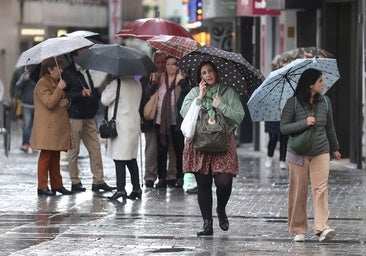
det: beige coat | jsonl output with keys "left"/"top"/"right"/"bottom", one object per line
{"left": 30, "top": 75, "right": 72, "bottom": 151}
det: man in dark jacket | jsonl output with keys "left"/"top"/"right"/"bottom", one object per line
{"left": 63, "top": 48, "right": 115, "bottom": 193}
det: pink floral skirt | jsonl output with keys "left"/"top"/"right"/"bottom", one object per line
{"left": 183, "top": 132, "right": 239, "bottom": 176}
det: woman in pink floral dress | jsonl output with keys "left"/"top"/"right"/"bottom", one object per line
{"left": 180, "top": 61, "right": 244, "bottom": 236}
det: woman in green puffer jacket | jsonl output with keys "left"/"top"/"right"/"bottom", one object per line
{"left": 280, "top": 68, "right": 341, "bottom": 243}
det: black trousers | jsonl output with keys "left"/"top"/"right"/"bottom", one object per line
{"left": 156, "top": 125, "right": 184, "bottom": 180}
{"left": 267, "top": 133, "right": 288, "bottom": 161}
{"left": 194, "top": 172, "right": 233, "bottom": 220}
{"left": 113, "top": 159, "right": 140, "bottom": 191}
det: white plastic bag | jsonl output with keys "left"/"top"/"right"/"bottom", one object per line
{"left": 180, "top": 98, "right": 200, "bottom": 139}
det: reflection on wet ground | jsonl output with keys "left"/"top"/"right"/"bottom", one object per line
{"left": 0, "top": 127, "right": 365, "bottom": 255}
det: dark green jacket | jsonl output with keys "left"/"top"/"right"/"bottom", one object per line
{"left": 280, "top": 95, "right": 339, "bottom": 156}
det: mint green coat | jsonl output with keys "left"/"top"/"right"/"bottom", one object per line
{"left": 180, "top": 83, "right": 244, "bottom": 132}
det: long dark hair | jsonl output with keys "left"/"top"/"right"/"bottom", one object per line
{"left": 195, "top": 61, "right": 219, "bottom": 84}
{"left": 294, "top": 68, "right": 322, "bottom": 104}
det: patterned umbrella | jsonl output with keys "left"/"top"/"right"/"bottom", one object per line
{"left": 16, "top": 36, "right": 94, "bottom": 67}
{"left": 272, "top": 47, "right": 334, "bottom": 70}
{"left": 147, "top": 35, "right": 200, "bottom": 58}
{"left": 247, "top": 57, "right": 340, "bottom": 122}
{"left": 115, "top": 17, "right": 193, "bottom": 40}
{"left": 176, "top": 45, "right": 264, "bottom": 97}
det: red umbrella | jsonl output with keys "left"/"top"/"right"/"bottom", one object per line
{"left": 115, "top": 17, "right": 193, "bottom": 40}
{"left": 147, "top": 35, "right": 199, "bottom": 58}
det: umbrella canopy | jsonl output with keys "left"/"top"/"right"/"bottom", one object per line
{"left": 62, "top": 30, "right": 99, "bottom": 38}
{"left": 247, "top": 57, "right": 340, "bottom": 122}
{"left": 75, "top": 44, "right": 155, "bottom": 77}
{"left": 176, "top": 45, "right": 264, "bottom": 97}
{"left": 16, "top": 36, "right": 93, "bottom": 67}
{"left": 147, "top": 35, "right": 200, "bottom": 58}
{"left": 272, "top": 47, "right": 334, "bottom": 70}
{"left": 115, "top": 17, "right": 193, "bottom": 40}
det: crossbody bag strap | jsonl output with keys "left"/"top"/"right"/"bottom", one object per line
{"left": 112, "top": 79, "right": 121, "bottom": 119}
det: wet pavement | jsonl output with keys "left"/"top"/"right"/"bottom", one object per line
{"left": 0, "top": 122, "right": 365, "bottom": 255}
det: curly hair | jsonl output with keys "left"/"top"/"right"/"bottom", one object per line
{"left": 195, "top": 60, "right": 219, "bottom": 84}
{"left": 41, "top": 57, "right": 64, "bottom": 76}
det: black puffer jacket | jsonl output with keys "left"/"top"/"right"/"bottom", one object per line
{"left": 280, "top": 95, "right": 339, "bottom": 156}
{"left": 62, "top": 63, "right": 100, "bottom": 119}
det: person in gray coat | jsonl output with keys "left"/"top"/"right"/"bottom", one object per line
{"left": 280, "top": 68, "right": 341, "bottom": 243}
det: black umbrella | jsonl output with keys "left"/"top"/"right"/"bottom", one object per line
{"left": 75, "top": 44, "right": 155, "bottom": 77}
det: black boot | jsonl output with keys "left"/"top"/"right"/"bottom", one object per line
{"left": 197, "top": 219, "right": 213, "bottom": 236}
{"left": 216, "top": 207, "right": 229, "bottom": 231}
{"left": 155, "top": 179, "right": 167, "bottom": 188}
{"left": 37, "top": 188, "right": 55, "bottom": 196}
{"left": 108, "top": 190, "right": 127, "bottom": 201}
{"left": 52, "top": 187, "right": 73, "bottom": 195}
{"left": 127, "top": 189, "right": 142, "bottom": 200}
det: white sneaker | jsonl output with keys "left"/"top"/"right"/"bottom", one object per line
{"left": 265, "top": 157, "right": 273, "bottom": 168}
{"left": 280, "top": 161, "right": 287, "bottom": 169}
{"left": 27, "top": 147, "right": 33, "bottom": 154}
{"left": 294, "top": 234, "right": 305, "bottom": 242}
{"left": 318, "top": 228, "right": 336, "bottom": 242}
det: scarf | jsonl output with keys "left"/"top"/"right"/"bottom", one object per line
{"left": 159, "top": 74, "right": 176, "bottom": 146}
{"left": 201, "top": 82, "right": 220, "bottom": 120}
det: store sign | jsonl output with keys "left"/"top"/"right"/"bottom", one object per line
{"left": 186, "top": 0, "right": 203, "bottom": 23}
{"left": 237, "top": 0, "right": 280, "bottom": 16}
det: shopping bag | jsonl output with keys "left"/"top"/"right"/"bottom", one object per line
{"left": 180, "top": 98, "right": 200, "bottom": 139}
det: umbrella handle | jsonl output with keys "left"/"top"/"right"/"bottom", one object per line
{"left": 53, "top": 56, "right": 62, "bottom": 80}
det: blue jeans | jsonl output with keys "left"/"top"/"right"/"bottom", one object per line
{"left": 22, "top": 106, "right": 34, "bottom": 145}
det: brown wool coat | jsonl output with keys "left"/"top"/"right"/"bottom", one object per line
{"left": 30, "top": 75, "right": 72, "bottom": 151}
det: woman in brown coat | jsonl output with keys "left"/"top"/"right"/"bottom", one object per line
{"left": 30, "top": 57, "right": 73, "bottom": 196}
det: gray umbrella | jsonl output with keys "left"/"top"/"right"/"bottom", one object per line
{"left": 247, "top": 57, "right": 340, "bottom": 122}
{"left": 75, "top": 44, "right": 155, "bottom": 77}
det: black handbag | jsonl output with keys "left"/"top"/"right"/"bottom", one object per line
{"left": 99, "top": 80, "right": 121, "bottom": 139}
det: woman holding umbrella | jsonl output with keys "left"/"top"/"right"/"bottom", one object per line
{"left": 280, "top": 68, "right": 341, "bottom": 242}
{"left": 30, "top": 57, "right": 73, "bottom": 196}
{"left": 180, "top": 61, "right": 244, "bottom": 236}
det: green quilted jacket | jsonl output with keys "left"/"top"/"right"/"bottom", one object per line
{"left": 280, "top": 95, "right": 339, "bottom": 156}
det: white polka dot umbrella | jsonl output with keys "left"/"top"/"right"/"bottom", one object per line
{"left": 247, "top": 57, "right": 340, "bottom": 122}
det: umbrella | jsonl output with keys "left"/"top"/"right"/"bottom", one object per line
{"left": 147, "top": 35, "right": 200, "bottom": 58}
{"left": 176, "top": 45, "right": 265, "bottom": 97}
{"left": 272, "top": 47, "right": 334, "bottom": 70}
{"left": 115, "top": 17, "right": 193, "bottom": 40}
{"left": 62, "top": 30, "right": 99, "bottom": 38}
{"left": 16, "top": 36, "right": 94, "bottom": 67}
{"left": 75, "top": 44, "right": 155, "bottom": 77}
{"left": 247, "top": 57, "right": 340, "bottom": 122}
